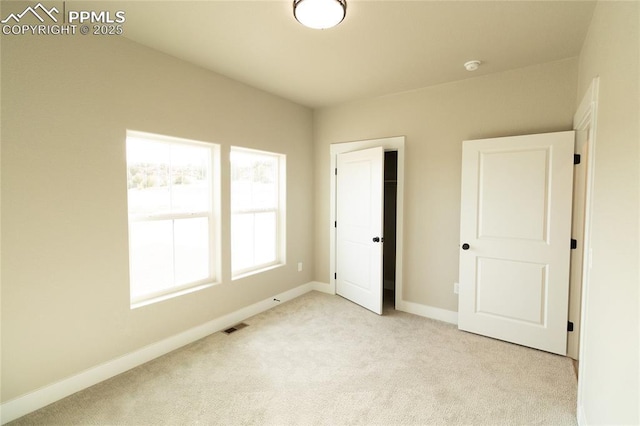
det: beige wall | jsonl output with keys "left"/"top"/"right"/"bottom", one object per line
{"left": 1, "top": 35, "right": 314, "bottom": 401}
{"left": 575, "top": 2, "right": 639, "bottom": 424}
{"left": 313, "top": 59, "right": 578, "bottom": 312}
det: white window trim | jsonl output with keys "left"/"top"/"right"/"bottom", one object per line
{"left": 126, "top": 130, "right": 221, "bottom": 307}
{"left": 230, "top": 146, "right": 286, "bottom": 279}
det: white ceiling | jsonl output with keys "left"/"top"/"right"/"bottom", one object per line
{"left": 111, "top": 1, "right": 596, "bottom": 108}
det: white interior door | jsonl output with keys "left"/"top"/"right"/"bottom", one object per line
{"left": 458, "top": 131, "right": 574, "bottom": 355}
{"left": 336, "top": 147, "right": 384, "bottom": 315}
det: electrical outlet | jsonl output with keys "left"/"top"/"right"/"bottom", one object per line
{"left": 297, "top": 262, "right": 303, "bottom": 272}
{"left": 454, "top": 282, "right": 459, "bottom": 294}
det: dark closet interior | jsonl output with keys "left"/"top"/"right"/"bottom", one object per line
{"left": 383, "top": 151, "right": 398, "bottom": 307}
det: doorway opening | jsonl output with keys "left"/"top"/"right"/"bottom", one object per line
{"left": 383, "top": 151, "right": 398, "bottom": 308}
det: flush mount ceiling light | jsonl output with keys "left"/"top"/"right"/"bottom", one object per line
{"left": 293, "top": 0, "right": 347, "bottom": 30}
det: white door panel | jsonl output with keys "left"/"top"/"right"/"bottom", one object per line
{"left": 336, "top": 147, "right": 384, "bottom": 315}
{"left": 478, "top": 147, "right": 550, "bottom": 241}
{"left": 476, "top": 258, "right": 547, "bottom": 325}
{"left": 458, "top": 131, "right": 574, "bottom": 355}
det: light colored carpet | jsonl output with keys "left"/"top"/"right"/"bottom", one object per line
{"left": 10, "top": 291, "right": 578, "bottom": 425}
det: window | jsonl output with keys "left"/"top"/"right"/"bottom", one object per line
{"left": 126, "top": 131, "right": 219, "bottom": 306}
{"left": 230, "top": 147, "right": 285, "bottom": 277}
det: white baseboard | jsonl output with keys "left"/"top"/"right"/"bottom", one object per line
{"left": 310, "top": 281, "right": 334, "bottom": 294}
{"left": 308, "top": 282, "right": 458, "bottom": 325}
{"left": 396, "top": 299, "right": 458, "bottom": 325}
{"left": 0, "top": 282, "right": 316, "bottom": 425}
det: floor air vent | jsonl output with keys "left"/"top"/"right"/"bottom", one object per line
{"left": 223, "top": 323, "right": 248, "bottom": 335}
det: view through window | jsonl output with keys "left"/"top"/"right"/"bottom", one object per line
{"left": 230, "top": 147, "right": 285, "bottom": 277}
{"left": 126, "top": 131, "right": 219, "bottom": 305}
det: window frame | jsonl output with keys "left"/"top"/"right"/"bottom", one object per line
{"left": 230, "top": 146, "right": 286, "bottom": 279}
{"left": 126, "top": 130, "right": 221, "bottom": 308}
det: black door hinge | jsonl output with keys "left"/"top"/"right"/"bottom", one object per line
{"left": 568, "top": 321, "right": 574, "bottom": 332}
{"left": 574, "top": 154, "right": 581, "bottom": 165}
{"left": 334, "top": 221, "right": 337, "bottom": 228}
{"left": 335, "top": 168, "right": 337, "bottom": 175}
{"left": 334, "top": 273, "right": 337, "bottom": 280}
{"left": 571, "top": 239, "right": 578, "bottom": 249}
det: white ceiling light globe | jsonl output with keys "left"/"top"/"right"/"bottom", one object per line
{"left": 294, "top": 0, "right": 346, "bottom": 30}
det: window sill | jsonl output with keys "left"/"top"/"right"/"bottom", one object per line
{"left": 232, "top": 263, "right": 284, "bottom": 281}
{"left": 130, "top": 282, "right": 219, "bottom": 310}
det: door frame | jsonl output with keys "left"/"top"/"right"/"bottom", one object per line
{"left": 574, "top": 77, "right": 599, "bottom": 422}
{"left": 330, "top": 136, "right": 405, "bottom": 309}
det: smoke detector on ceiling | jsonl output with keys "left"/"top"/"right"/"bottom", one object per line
{"left": 464, "top": 60, "right": 482, "bottom": 71}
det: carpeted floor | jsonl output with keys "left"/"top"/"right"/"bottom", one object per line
{"left": 10, "top": 291, "right": 578, "bottom": 425}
